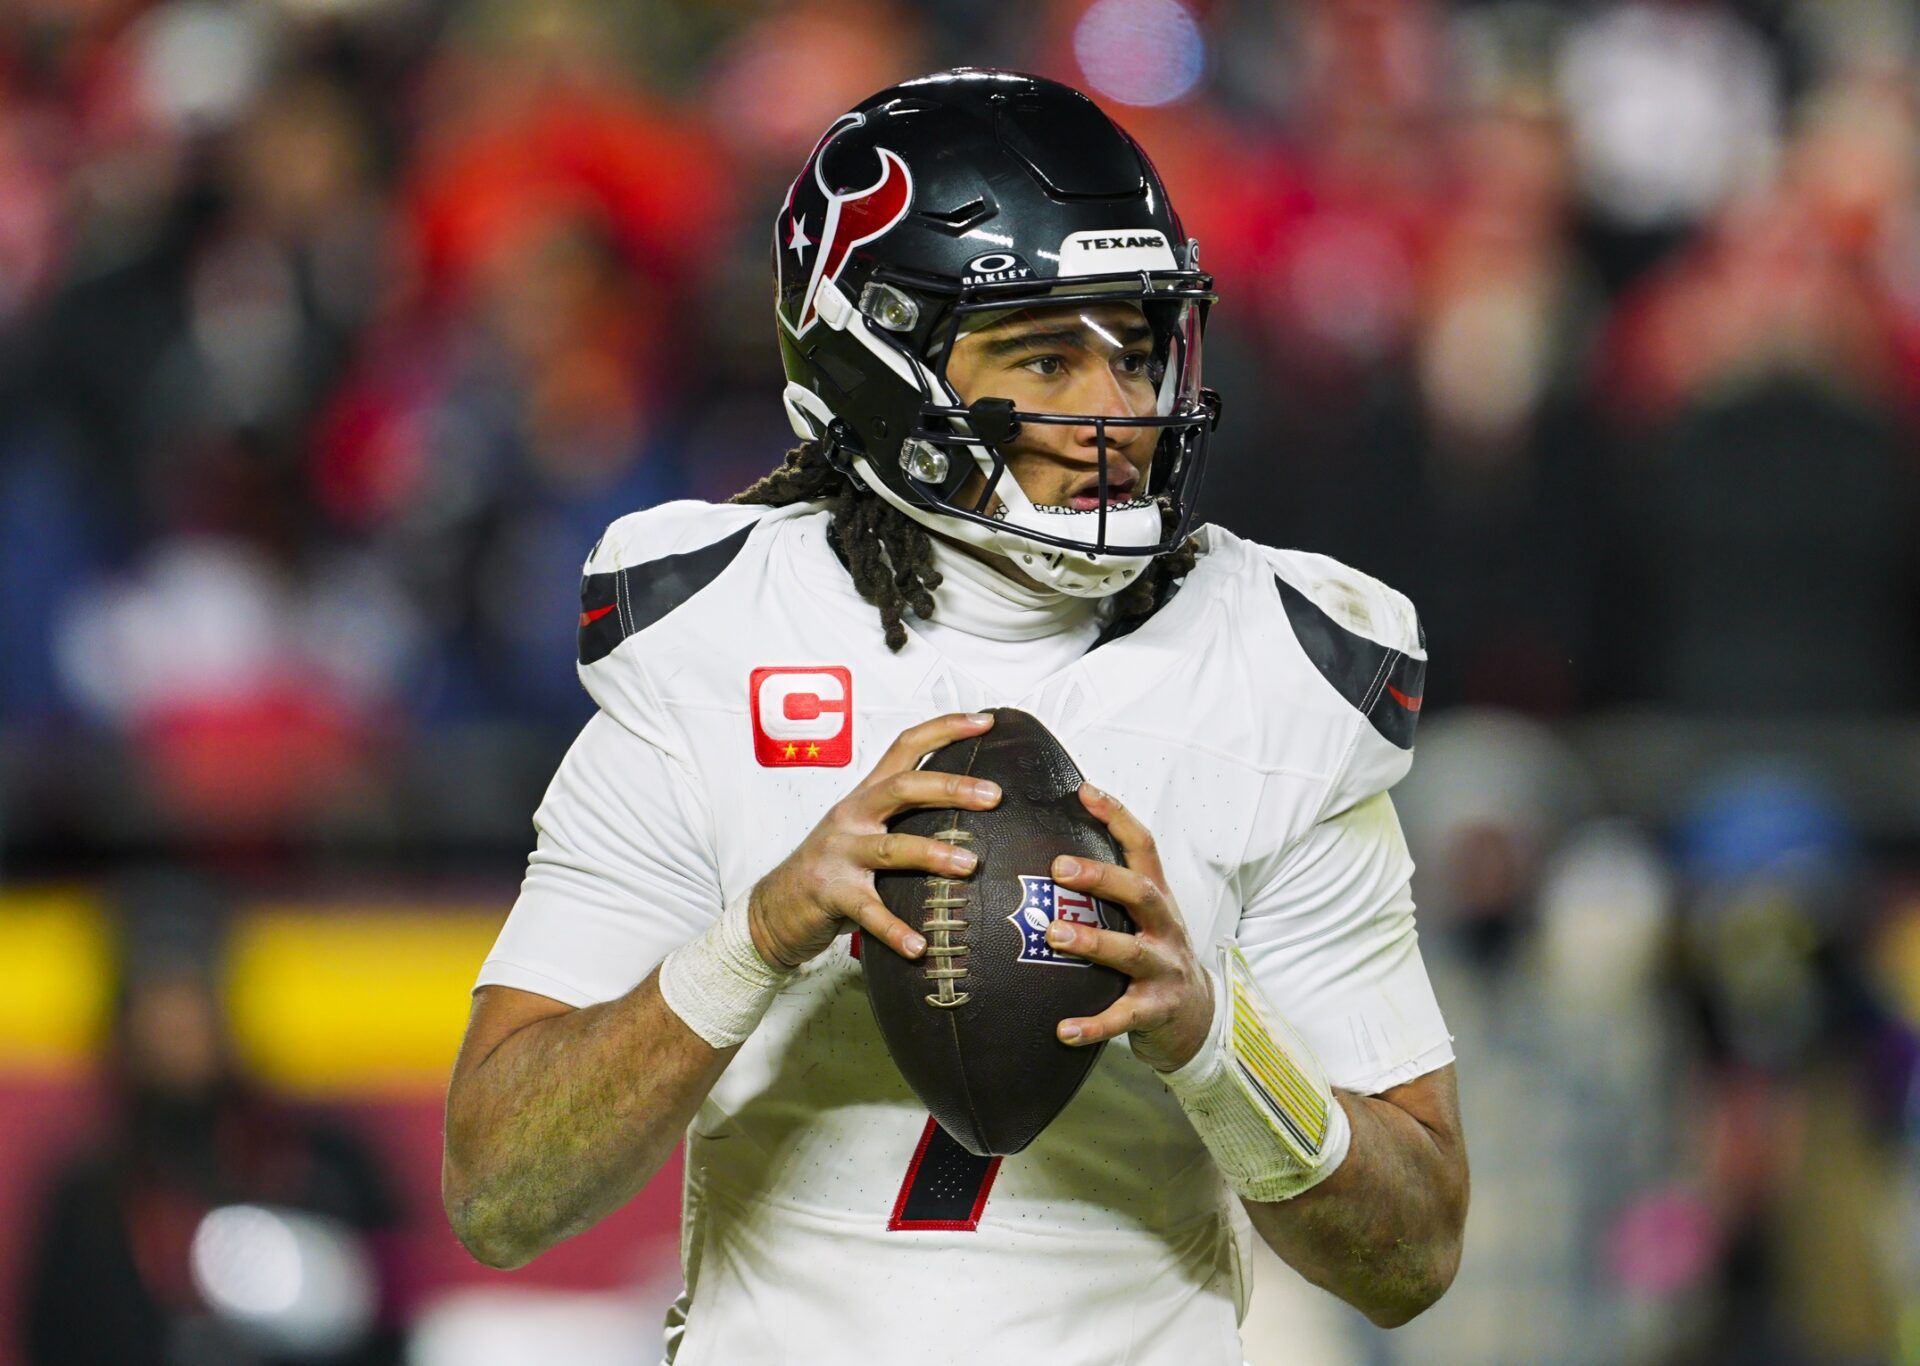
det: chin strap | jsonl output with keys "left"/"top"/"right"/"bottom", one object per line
{"left": 987, "top": 496, "right": 1162, "bottom": 586}
{"left": 846, "top": 448, "right": 1155, "bottom": 598}
{"left": 819, "top": 420, "right": 864, "bottom": 487}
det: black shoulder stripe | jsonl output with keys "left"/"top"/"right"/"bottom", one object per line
{"left": 578, "top": 523, "right": 755, "bottom": 665}
{"left": 1274, "top": 574, "right": 1424, "bottom": 750}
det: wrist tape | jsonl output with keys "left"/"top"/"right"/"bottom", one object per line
{"left": 1163, "top": 943, "right": 1353, "bottom": 1202}
{"left": 658, "top": 895, "right": 792, "bottom": 1049}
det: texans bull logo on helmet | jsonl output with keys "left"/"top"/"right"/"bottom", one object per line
{"left": 777, "top": 113, "right": 914, "bottom": 337}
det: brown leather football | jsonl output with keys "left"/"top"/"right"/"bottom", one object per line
{"left": 866, "top": 708, "right": 1134, "bottom": 1156}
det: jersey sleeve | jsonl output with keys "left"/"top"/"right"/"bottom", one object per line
{"left": 574, "top": 499, "right": 767, "bottom": 733}
{"left": 1238, "top": 548, "right": 1447, "bottom": 1093}
{"left": 1261, "top": 547, "right": 1427, "bottom": 820}
{"left": 1234, "top": 790, "right": 1453, "bottom": 1095}
{"left": 479, "top": 500, "right": 767, "bottom": 1007}
{"left": 475, "top": 708, "right": 723, "bottom": 1008}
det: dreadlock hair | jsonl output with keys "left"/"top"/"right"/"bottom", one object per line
{"left": 733, "top": 440, "right": 1201, "bottom": 651}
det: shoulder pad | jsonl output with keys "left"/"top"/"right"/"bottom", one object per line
{"left": 1263, "top": 548, "right": 1426, "bottom": 752}
{"left": 578, "top": 501, "right": 767, "bottom": 665}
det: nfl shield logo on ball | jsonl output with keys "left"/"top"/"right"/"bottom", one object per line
{"left": 1009, "top": 876, "right": 1104, "bottom": 967}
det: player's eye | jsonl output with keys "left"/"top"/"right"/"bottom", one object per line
{"left": 1019, "top": 354, "right": 1066, "bottom": 377}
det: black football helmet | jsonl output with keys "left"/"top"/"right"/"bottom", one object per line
{"left": 773, "top": 69, "right": 1220, "bottom": 597}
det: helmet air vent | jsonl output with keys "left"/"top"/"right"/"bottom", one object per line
{"left": 917, "top": 197, "right": 993, "bottom": 233}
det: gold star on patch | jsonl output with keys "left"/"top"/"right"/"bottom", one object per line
{"left": 805, "top": 742, "right": 821, "bottom": 758}
{"left": 783, "top": 743, "right": 799, "bottom": 759}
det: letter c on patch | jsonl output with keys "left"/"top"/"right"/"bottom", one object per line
{"left": 751, "top": 666, "right": 855, "bottom": 766}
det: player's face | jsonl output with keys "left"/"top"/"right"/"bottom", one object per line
{"left": 944, "top": 301, "right": 1161, "bottom": 513}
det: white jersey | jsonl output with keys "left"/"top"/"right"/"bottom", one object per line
{"left": 477, "top": 499, "right": 1453, "bottom": 1366}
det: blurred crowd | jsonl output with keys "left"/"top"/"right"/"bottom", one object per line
{"left": 6, "top": 0, "right": 1920, "bottom": 1362}
{"left": 2, "top": 0, "right": 1918, "bottom": 846}
{"left": 1358, "top": 713, "right": 1913, "bottom": 1364}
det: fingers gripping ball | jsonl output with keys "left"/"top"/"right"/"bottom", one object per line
{"left": 864, "top": 709, "right": 1134, "bottom": 1157}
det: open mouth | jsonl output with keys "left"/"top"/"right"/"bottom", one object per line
{"left": 1058, "top": 473, "right": 1142, "bottom": 513}
{"left": 1035, "top": 496, "right": 1153, "bottom": 515}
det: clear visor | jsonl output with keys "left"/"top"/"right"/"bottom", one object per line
{"left": 942, "top": 295, "right": 1203, "bottom": 422}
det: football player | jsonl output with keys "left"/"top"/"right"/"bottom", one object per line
{"left": 445, "top": 70, "right": 1467, "bottom": 1364}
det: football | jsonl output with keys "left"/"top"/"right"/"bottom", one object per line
{"left": 866, "top": 708, "right": 1135, "bottom": 1157}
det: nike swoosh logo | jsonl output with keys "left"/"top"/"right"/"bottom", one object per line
{"left": 579, "top": 603, "right": 617, "bottom": 627}
{"left": 1386, "top": 683, "right": 1422, "bottom": 712}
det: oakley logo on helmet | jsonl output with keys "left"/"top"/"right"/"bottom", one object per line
{"left": 962, "top": 251, "right": 1034, "bottom": 284}
{"left": 1057, "top": 228, "right": 1178, "bottom": 277}
{"left": 778, "top": 113, "right": 915, "bottom": 337}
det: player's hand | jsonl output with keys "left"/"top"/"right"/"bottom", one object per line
{"left": 747, "top": 712, "right": 1002, "bottom": 971}
{"left": 1046, "top": 784, "right": 1214, "bottom": 1073}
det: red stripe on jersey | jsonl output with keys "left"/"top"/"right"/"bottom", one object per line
{"left": 1386, "top": 682, "right": 1423, "bottom": 711}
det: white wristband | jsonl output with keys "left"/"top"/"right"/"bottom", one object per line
{"left": 658, "top": 895, "right": 793, "bottom": 1049}
{"left": 1163, "top": 943, "right": 1352, "bottom": 1202}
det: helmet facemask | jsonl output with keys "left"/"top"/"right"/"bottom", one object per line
{"left": 785, "top": 266, "right": 1219, "bottom": 598}
{"left": 770, "top": 72, "right": 1223, "bottom": 599}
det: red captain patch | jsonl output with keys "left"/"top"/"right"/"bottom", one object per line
{"left": 751, "top": 667, "right": 853, "bottom": 767}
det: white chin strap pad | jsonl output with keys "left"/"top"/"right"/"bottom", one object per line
{"left": 849, "top": 451, "right": 1160, "bottom": 599}
{"left": 987, "top": 500, "right": 1162, "bottom": 598}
